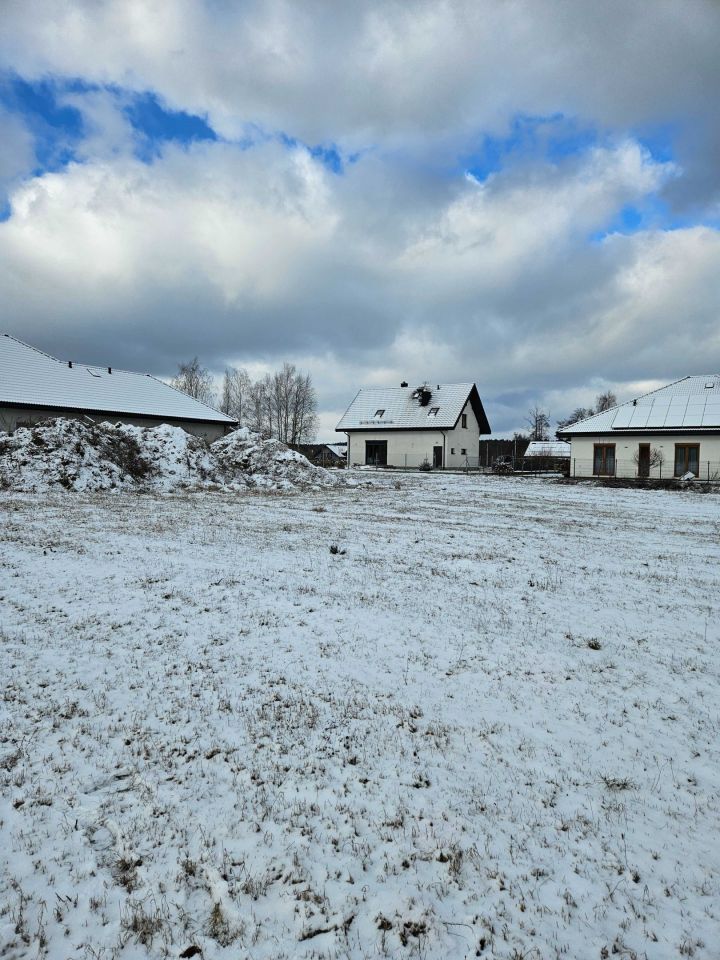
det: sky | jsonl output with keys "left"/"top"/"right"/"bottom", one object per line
{"left": 1, "top": 0, "right": 719, "bottom": 440}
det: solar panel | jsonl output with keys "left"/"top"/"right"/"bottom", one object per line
{"left": 664, "top": 398, "right": 689, "bottom": 427}
{"left": 702, "top": 401, "right": 720, "bottom": 427}
{"left": 628, "top": 405, "right": 651, "bottom": 428}
{"left": 611, "top": 406, "right": 633, "bottom": 428}
{"left": 683, "top": 403, "right": 706, "bottom": 427}
{"left": 644, "top": 400, "right": 672, "bottom": 427}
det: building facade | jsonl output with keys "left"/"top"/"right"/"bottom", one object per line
{"left": 558, "top": 376, "right": 720, "bottom": 479}
{"left": 336, "top": 382, "right": 491, "bottom": 468}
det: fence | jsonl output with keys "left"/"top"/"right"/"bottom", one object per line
{"left": 360, "top": 454, "right": 561, "bottom": 472}
{"left": 569, "top": 458, "right": 720, "bottom": 482}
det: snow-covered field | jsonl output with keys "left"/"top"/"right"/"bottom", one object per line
{"left": 1, "top": 475, "right": 719, "bottom": 960}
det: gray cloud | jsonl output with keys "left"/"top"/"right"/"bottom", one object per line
{"left": 1, "top": 1, "right": 719, "bottom": 436}
{"left": 2, "top": 132, "right": 718, "bottom": 435}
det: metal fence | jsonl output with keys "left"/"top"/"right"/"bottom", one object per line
{"left": 569, "top": 458, "right": 720, "bottom": 481}
{"left": 357, "top": 454, "right": 720, "bottom": 482}
{"left": 358, "top": 454, "right": 566, "bottom": 473}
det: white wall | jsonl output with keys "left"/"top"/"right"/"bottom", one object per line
{"left": 444, "top": 400, "right": 481, "bottom": 468}
{"left": 347, "top": 429, "right": 444, "bottom": 467}
{"left": 346, "top": 400, "right": 482, "bottom": 467}
{"left": 568, "top": 434, "right": 720, "bottom": 479}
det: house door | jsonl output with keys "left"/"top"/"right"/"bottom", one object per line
{"left": 365, "top": 440, "right": 387, "bottom": 466}
{"left": 638, "top": 444, "right": 650, "bottom": 478}
{"left": 433, "top": 445, "right": 443, "bottom": 468}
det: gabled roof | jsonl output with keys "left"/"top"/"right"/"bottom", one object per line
{"left": 558, "top": 376, "right": 720, "bottom": 435}
{"left": 336, "top": 382, "right": 491, "bottom": 433}
{"left": 0, "top": 334, "right": 235, "bottom": 424}
{"left": 524, "top": 440, "right": 571, "bottom": 457}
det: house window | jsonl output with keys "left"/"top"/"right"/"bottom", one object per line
{"left": 461, "top": 448, "right": 467, "bottom": 455}
{"left": 593, "top": 444, "right": 615, "bottom": 476}
{"left": 450, "top": 447, "right": 455, "bottom": 455}
{"left": 674, "top": 444, "right": 700, "bottom": 476}
{"left": 365, "top": 440, "right": 387, "bottom": 466}
{"left": 461, "top": 414, "right": 467, "bottom": 428}
{"left": 374, "top": 409, "right": 385, "bottom": 418}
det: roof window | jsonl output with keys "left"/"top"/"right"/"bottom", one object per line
{"left": 705, "top": 382, "right": 716, "bottom": 389}
{"left": 374, "top": 408, "right": 385, "bottom": 418}
{"left": 428, "top": 406, "right": 440, "bottom": 416}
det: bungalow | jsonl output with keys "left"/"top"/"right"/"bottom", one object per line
{"left": 557, "top": 376, "right": 720, "bottom": 479}
{"left": 336, "top": 381, "right": 491, "bottom": 468}
{"left": 0, "top": 334, "right": 235, "bottom": 441}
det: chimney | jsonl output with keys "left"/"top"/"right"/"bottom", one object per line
{"left": 68, "top": 360, "right": 73, "bottom": 368}
{"left": 108, "top": 367, "right": 112, "bottom": 374}
{"left": 401, "top": 380, "right": 408, "bottom": 387}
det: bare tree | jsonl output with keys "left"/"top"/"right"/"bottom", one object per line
{"left": 525, "top": 405, "right": 550, "bottom": 441}
{"left": 219, "top": 366, "right": 252, "bottom": 423}
{"left": 556, "top": 406, "right": 594, "bottom": 430}
{"left": 247, "top": 363, "right": 318, "bottom": 442}
{"left": 290, "top": 371, "right": 318, "bottom": 443}
{"left": 632, "top": 446, "right": 664, "bottom": 470}
{"left": 595, "top": 390, "right": 618, "bottom": 412}
{"left": 172, "top": 357, "right": 216, "bottom": 406}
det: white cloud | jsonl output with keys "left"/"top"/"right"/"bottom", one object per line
{"left": 1, "top": 131, "right": 718, "bottom": 436}
{"left": 2, "top": 2, "right": 719, "bottom": 176}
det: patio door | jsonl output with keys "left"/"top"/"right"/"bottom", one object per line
{"left": 593, "top": 444, "right": 615, "bottom": 476}
{"left": 365, "top": 440, "right": 387, "bottom": 466}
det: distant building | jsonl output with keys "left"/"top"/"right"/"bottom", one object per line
{"left": 558, "top": 377, "right": 720, "bottom": 479}
{"left": 523, "top": 440, "right": 571, "bottom": 458}
{"left": 0, "top": 334, "right": 235, "bottom": 441}
{"left": 336, "top": 381, "right": 491, "bottom": 468}
{"left": 289, "top": 443, "right": 346, "bottom": 467}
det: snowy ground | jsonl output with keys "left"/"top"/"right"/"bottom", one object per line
{"left": 1, "top": 474, "right": 719, "bottom": 960}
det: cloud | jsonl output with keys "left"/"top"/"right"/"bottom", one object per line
{"left": 1, "top": 1, "right": 719, "bottom": 436}
{"left": 1, "top": 128, "right": 717, "bottom": 435}
{"left": 2, "top": 2, "right": 719, "bottom": 184}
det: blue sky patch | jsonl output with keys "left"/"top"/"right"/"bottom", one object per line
{"left": 123, "top": 91, "right": 217, "bottom": 161}
{"left": 463, "top": 114, "right": 601, "bottom": 182}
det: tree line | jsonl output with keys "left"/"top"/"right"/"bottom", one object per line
{"left": 520, "top": 391, "right": 618, "bottom": 441}
{"left": 171, "top": 357, "right": 318, "bottom": 444}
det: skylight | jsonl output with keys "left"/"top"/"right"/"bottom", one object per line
{"left": 428, "top": 406, "right": 440, "bottom": 416}
{"left": 374, "top": 408, "right": 385, "bottom": 417}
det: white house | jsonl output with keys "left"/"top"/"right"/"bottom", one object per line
{"left": 0, "top": 334, "right": 235, "bottom": 441}
{"left": 336, "top": 382, "right": 491, "bottom": 468}
{"left": 557, "top": 376, "right": 720, "bottom": 479}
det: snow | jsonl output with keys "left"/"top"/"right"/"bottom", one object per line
{"left": 213, "top": 428, "right": 340, "bottom": 490}
{"left": 1, "top": 474, "right": 719, "bottom": 959}
{"left": 0, "top": 334, "right": 233, "bottom": 425}
{"left": 0, "top": 419, "right": 341, "bottom": 493}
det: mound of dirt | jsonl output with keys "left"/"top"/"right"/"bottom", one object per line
{"left": 212, "top": 427, "right": 341, "bottom": 490}
{"left": 123, "top": 423, "right": 217, "bottom": 491}
{"left": 0, "top": 418, "right": 156, "bottom": 492}
{"left": 0, "top": 418, "right": 341, "bottom": 493}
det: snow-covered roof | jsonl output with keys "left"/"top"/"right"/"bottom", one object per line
{"left": 558, "top": 377, "right": 720, "bottom": 435}
{"left": 0, "top": 334, "right": 234, "bottom": 424}
{"left": 524, "top": 440, "right": 571, "bottom": 457}
{"left": 336, "top": 383, "right": 491, "bottom": 433}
